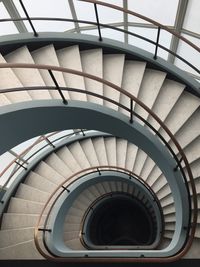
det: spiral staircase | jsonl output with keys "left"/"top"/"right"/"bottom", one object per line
{"left": 0, "top": 0, "right": 199, "bottom": 265}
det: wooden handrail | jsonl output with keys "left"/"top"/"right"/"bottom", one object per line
{"left": 80, "top": 0, "right": 200, "bottom": 53}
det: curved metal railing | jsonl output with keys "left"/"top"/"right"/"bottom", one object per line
{"left": 0, "top": 0, "right": 199, "bottom": 76}
{"left": 0, "top": 62, "right": 197, "bottom": 261}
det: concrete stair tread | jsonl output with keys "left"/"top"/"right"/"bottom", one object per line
{"left": 0, "top": 53, "right": 31, "bottom": 104}
{"left": 0, "top": 227, "right": 34, "bottom": 248}
{"left": 34, "top": 161, "right": 65, "bottom": 185}
{"left": 0, "top": 239, "right": 43, "bottom": 259}
{"left": 31, "top": 44, "right": 69, "bottom": 99}
{"left": 15, "top": 183, "right": 50, "bottom": 203}
{"left": 80, "top": 48, "right": 103, "bottom": 105}
{"left": 92, "top": 137, "right": 108, "bottom": 165}
{"left": 80, "top": 138, "right": 99, "bottom": 167}
{"left": 1, "top": 213, "right": 45, "bottom": 229}
{"left": 68, "top": 141, "right": 90, "bottom": 169}
{"left": 56, "top": 45, "right": 86, "bottom": 101}
{"left": 134, "top": 69, "right": 166, "bottom": 124}
{"left": 103, "top": 54, "right": 125, "bottom": 110}
{"left": 5, "top": 46, "right": 51, "bottom": 100}
{"left": 116, "top": 139, "right": 127, "bottom": 168}
{"left": 7, "top": 197, "right": 45, "bottom": 214}
{"left": 56, "top": 146, "right": 82, "bottom": 173}
{"left": 105, "top": 137, "right": 117, "bottom": 166}
{"left": 119, "top": 60, "right": 146, "bottom": 115}
{"left": 24, "top": 171, "right": 58, "bottom": 193}
{"left": 45, "top": 152, "right": 73, "bottom": 178}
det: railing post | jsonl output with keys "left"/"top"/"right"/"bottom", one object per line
{"left": 19, "top": 0, "right": 38, "bottom": 37}
{"left": 154, "top": 26, "right": 161, "bottom": 60}
{"left": 62, "top": 186, "right": 70, "bottom": 193}
{"left": 15, "top": 160, "right": 27, "bottom": 170}
{"left": 97, "top": 168, "right": 101, "bottom": 175}
{"left": 130, "top": 99, "right": 133, "bottom": 123}
{"left": 48, "top": 70, "right": 68, "bottom": 104}
{"left": 94, "top": 4, "right": 103, "bottom": 41}
{"left": 38, "top": 228, "right": 52, "bottom": 233}
{"left": 174, "top": 157, "right": 183, "bottom": 171}
{"left": 42, "top": 135, "right": 55, "bottom": 148}
{"left": 81, "top": 129, "right": 86, "bottom": 136}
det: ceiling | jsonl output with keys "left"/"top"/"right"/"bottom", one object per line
{"left": 0, "top": 0, "right": 199, "bottom": 80}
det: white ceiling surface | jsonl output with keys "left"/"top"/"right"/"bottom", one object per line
{"left": 0, "top": 0, "right": 199, "bottom": 187}
{"left": 0, "top": 0, "right": 199, "bottom": 76}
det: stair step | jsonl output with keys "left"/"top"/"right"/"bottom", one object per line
{"left": 152, "top": 174, "right": 168, "bottom": 193}
{"left": 95, "top": 183, "right": 107, "bottom": 195}
{"left": 140, "top": 157, "right": 155, "bottom": 181}
{"left": 116, "top": 139, "right": 127, "bottom": 168}
{"left": 64, "top": 214, "right": 82, "bottom": 224}
{"left": 183, "top": 136, "right": 200, "bottom": 164}
{"left": 63, "top": 223, "right": 80, "bottom": 232}
{"left": 169, "top": 108, "right": 200, "bottom": 150}
{"left": 157, "top": 186, "right": 172, "bottom": 202}
{"left": 105, "top": 137, "right": 117, "bottom": 166}
{"left": 158, "top": 92, "right": 199, "bottom": 141}
{"left": 68, "top": 141, "right": 90, "bottom": 169}
{"left": 125, "top": 143, "right": 137, "bottom": 171}
{"left": 67, "top": 206, "right": 86, "bottom": 218}
{"left": 56, "top": 146, "right": 82, "bottom": 173}
{"left": 15, "top": 183, "right": 50, "bottom": 203}
{"left": 80, "top": 48, "right": 103, "bottom": 105}
{"left": 0, "top": 239, "right": 43, "bottom": 259}
{"left": 0, "top": 54, "right": 31, "bottom": 104}
{"left": 25, "top": 171, "right": 58, "bottom": 193}
{"left": 34, "top": 161, "right": 65, "bottom": 185}
{"left": 1, "top": 213, "right": 45, "bottom": 229}
{"left": 134, "top": 69, "right": 166, "bottom": 124}
{"left": 45, "top": 152, "right": 73, "bottom": 178}
{"left": 146, "top": 166, "right": 162, "bottom": 186}
{"left": 5, "top": 46, "right": 51, "bottom": 100}
{"left": 163, "top": 203, "right": 175, "bottom": 215}
{"left": 164, "top": 230, "right": 174, "bottom": 239}
{"left": 76, "top": 193, "right": 93, "bottom": 207}
{"left": 64, "top": 230, "right": 80, "bottom": 241}
{"left": 103, "top": 54, "right": 125, "bottom": 110}
{"left": 80, "top": 138, "right": 99, "bottom": 167}
{"left": 31, "top": 44, "right": 69, "bottom": 99}
{"left": 89, "top": 185, "right": 101, "bottom": 198}
{"left": 147, "top": 79, "right": 184, "bottom": 131}
{"left": 164, "top": 213, "right": 176, "bottom": 222}
{"left": 0, "top": 227, "right": 34, "bottom": 248}
{"left": 7, "top": 197, "right": 45, "bottom": 214}
{"left": 92, "top": 137, "right": 108, "bottom": 165}
{"left": 119, "top": 60, "right": 146, "bottom": 116}
{"left": 133, "top": 149, "right": 148, "bottom": 176}
{"left": 56, "top": 45, "right": 86, "bottom": 101}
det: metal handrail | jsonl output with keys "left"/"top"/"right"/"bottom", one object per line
{"left": 0, "top": 17, "right": 199, "bottom": 75}
{"left": 0, "top": 62, "right": 197, "bottom": 261}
